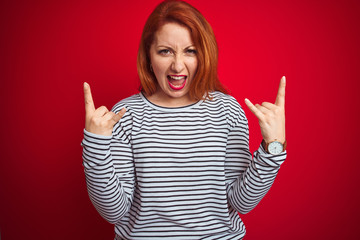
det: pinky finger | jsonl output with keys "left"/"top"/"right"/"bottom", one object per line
{"left": 245, "top": 98, "right": 264, "bottom": 120}
{"left": 112, "top": 108, "right": 127, "bottom": 123}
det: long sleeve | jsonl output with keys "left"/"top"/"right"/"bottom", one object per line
{"left": 225, "top": 112, "right": 287, "bottom": 214}
{"left": 80, "top": 92, "right": 286, "bottom": 238}
{"left": 81, "top": 109, "right": 135, "bottom": 224}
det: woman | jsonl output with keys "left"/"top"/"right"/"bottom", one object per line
{"left": 82, "top": 0, "right": 287, "bottom": 239}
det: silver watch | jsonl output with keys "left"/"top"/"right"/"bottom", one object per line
{"left": 262, "top": 139, "right": 287, "bottom": 155}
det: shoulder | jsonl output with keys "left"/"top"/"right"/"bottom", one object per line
{"left": 209, "top": 91, "right": 240, "bottom": 105}
{"left": 111, "top": 93, "right": 143, "bottom": 114}
{"left": 207, "top": 91, "right": 247, "bottom": 127}
{"left": 111, "top": 94, "right": 143, "bottom": 140}
{"left": 208, "top": 92, "right": 246, "bottom": 118}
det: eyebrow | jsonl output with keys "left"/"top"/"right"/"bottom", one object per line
{"left": 156, "top": 45, "right": 196, "bottom": 51}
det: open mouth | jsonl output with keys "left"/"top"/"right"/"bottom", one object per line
{"left": 167, "top": 75, "right": 187, "bottom": 90}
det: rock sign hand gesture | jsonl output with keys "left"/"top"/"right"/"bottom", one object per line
{"left": 244, "top": 76, "right": 286, "bottom": 144}
{"left": 84, "top": 82, "right": 126, "bottom": 136}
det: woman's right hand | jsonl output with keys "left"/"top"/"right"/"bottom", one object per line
{"left": 84, "top": 82, "right": 126, "bottom": 136}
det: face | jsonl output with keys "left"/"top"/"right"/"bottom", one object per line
{"left": 149, "top": 22, "right": 198, "bottom": 103}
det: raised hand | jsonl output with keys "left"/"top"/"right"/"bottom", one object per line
{"left": 244, "top": 76, "right": 286, "bottom": 143}
{"left": 84, "top": 82, "right": 126, "bottom": 136}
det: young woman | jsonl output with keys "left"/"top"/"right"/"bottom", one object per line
{"left": 82, "top": 0, "right": 287, "bottom": 239}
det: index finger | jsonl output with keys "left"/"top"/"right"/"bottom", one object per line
{"left": 84, "top": 82, "right": 95, "bottom": 114}
{"left": 275, "top": 76, "right": 286, "bottom": 107}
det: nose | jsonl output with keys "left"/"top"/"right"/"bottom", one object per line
{"left": 170, "top": 54, "right": 185, "bottom": 73}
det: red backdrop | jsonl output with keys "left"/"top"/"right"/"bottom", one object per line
{"left": 1, "top": 0, "right": 359, "bottom": 239}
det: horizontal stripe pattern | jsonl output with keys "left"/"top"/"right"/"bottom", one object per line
{"left": 82, "top": 91, "right": 286, "bottom": 240}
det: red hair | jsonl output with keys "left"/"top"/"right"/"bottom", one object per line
{"left": 137, "top": 0, "right": 227, "bottom": 100}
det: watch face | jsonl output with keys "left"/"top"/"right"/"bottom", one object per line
{"left": 268, "top": 141, "right": 283, "bottom": 155}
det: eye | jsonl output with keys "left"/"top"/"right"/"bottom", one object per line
{"left": 158, "top": 49, "right": 171, "bottom": 55}
{"left": 186, "top": 49, "right": 197, "bottom": 55}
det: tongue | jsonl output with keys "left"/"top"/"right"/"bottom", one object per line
{"left": 169, "top": 78, "right": 185, "bottom": 86}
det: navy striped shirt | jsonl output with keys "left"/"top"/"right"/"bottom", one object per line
{"left": 82, "top": 91, "right": 287, "bottom": 239}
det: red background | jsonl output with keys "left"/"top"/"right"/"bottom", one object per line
{"left": 1, "top": 0, "right": 359, "bottom": 239}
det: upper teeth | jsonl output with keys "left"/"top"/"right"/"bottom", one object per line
{"left": 169, "top": 76, "right": 185, "bottom": 80}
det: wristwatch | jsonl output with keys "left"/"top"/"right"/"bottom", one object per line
{"left": 261, "top": 139, "right": 287, "bottom": 155}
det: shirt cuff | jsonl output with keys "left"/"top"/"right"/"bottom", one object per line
{"left": 81, "top": 129, "right": 112, "bottom": 151}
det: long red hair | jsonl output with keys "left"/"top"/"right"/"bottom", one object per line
{"left": 137, "top": 0, "right": 227, "bottom": 100}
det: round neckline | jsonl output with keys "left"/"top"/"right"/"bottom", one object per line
{"left": 139, "top": 92, "right": 204, "bottom": 112}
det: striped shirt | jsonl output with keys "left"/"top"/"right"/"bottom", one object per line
{"left": 82, "top": 91, "right": 287, "bottom": 240}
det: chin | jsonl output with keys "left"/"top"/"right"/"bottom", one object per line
{"left": 168, "top": 87, "right": 190, "bottom": 97}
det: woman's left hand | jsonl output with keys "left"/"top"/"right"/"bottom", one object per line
{"left": 244, "top": 76, "right": 286, "bottom": 143}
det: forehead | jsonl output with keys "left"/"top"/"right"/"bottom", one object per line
{"left": 153, "top": 22, "right": 194, "bottom": 47}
